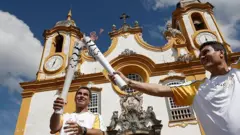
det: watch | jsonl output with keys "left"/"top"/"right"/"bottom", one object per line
{"left": 81, "top": 127, "right": 87, "bottom": 135}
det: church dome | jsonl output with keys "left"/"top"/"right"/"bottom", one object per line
{"left": 176, "top": 0, "right": 201, "bottom": 9}
{"left": 54, "top": 9, "right": 76, "bottom": 27}
{"left": 55, "top": 20, "right": 76, "bottom": 27}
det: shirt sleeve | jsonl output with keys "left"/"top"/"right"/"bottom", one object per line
{"left": 92, "top": 114, "right": 107, "bottom": 131}
{"left": 171, "top": 81, "right": 202, "bottom": 106}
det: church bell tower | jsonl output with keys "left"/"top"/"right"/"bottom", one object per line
{"left": 172, "top": 0, "right": 232, "bottom": 57}
{"left": 36, "top": 10, "right": 83, "bottom": 80}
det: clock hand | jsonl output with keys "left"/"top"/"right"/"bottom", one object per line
{"left": 205, "top": 35, "right": 208, "bottom": 42}
{"left": 52, "top": 59, "right": 57, "bottom": 68}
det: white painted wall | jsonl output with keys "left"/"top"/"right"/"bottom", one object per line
{"left": 81, "top": 61, "right": 103, "bottom": 74}
{"left": 182, "top": 13, "right": 195, "bottom": 49}
{"left": 81, "top": 34, "right": 178, "bottom": 74}
{"left": 107, "top": 35, "right": 177, "bottom": 64}
{"left": 94, "top": 83, "right": 122, "bottom": 126}
{"left": 204, "top": 12, "right": 223, "bottom": 43}
{"left": 24, "top": 90, "right": 59, "bottom": 135}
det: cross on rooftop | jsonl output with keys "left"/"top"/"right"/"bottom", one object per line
{"left": 120, "top": 13, "right": 130, "bottom": 24}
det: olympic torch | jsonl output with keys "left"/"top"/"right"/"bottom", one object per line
{"left": 55, "top": 40, "right": 85, "bottom": 114}
{"left": 83, "top": 35, "right": 127, "bottom": 89}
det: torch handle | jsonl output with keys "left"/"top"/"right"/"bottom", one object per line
{"left": 83, "top": 36, "right": 127, "bottom": 89}
{"left": 54, "top": 41, "right": 85, "bottom": 114}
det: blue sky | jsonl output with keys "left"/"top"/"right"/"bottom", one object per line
{"left": 0, "top": 0, "right": 240, "bottom": 134}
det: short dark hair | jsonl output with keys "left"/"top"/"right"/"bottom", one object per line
{"left": 75, "top": 86, "right": 92, "bottom": 99}
{"left": 200, "top": 41, "right": 228, "bottom": 63}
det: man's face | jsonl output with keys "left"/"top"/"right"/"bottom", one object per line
{"left": 199, "top": 45, "right": 224, "bottom": 71}
{"left": 75, "top": 88, "right": 91, "bottom": 108}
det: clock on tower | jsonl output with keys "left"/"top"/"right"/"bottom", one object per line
{"left": 44, "top": 54, "right": 64, "bottom": 73}
{"left": 194, "top": 31, "right": 218, "bottom": 47}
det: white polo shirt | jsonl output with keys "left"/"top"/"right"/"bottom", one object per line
{"left": 172, "top": 68, "right": 240, "bottom": 135}
{"left": 59, "top": 111, "right": 106, "bottom": 135}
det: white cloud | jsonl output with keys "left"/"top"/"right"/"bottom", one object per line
{"left": 203, "top": 0, "right": 240, "bottom": 50}
{"left": 141, "top": 0, "right": 179, "bottom": 10}
{"left": 0, "top": 11, "right": 43, "bottom": 93}
{"left": 141, "top": 0, "right": 240, "bottom": 51}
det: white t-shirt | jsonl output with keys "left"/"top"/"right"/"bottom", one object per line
{"left": 172, "top": 68, "right": 240, "bottom": 135}
{"left": 59, "top": 111, "right": 106, "bottom": 135}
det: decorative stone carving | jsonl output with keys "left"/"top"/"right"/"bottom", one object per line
{"left": 74, "top": 71, "right": 84, "bottom": 78}
{"left": 108, "top": 111, "right": 119, "bottom": 130}
{"left": 107, "top": 94, "right": 162, "bottom": 135}
{"left": 167, "top": 70, "right": 177, "bottom": 76}
{"left": 134, "top": 21, "right": 139, "bottom": 27}
{"left": 109, "top": 13, "right": 143, "bottom": 38}
{"left": 163, "top": 21, "right": 182, "bottom": 40}
{"left": 177, "top": 53, "right": 194, "bottom": 63}
{"left": 167, "top": 70, "right": 185, "bottom": 77}
{"left": 119, "top": 49, "right": 137, "bottom": 56}
{"left": 112, "top": 24, "right": 117, "bottom": 31}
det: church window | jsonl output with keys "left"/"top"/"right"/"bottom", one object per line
{"left": 88, "top": 92, "right": 101, "bottom": 113}
{"left": 164, "top": 80, "right": 195, "bottom": 122}
{"left": 54, "top": 34, "right": 64, "bottom": 53}
{"left": 191, "top": 13, "right": 207, "bottom": 31}
{"left": 124, "top": 73, "right": 143, "bottom": 93}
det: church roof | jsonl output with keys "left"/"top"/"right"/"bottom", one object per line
{"left": 108, "top": 13, "right": 142, "bottom": 38}
{"left": 54, "top": 9, "right": 76, "bottom": 27}
{"left": 176, "top": 0, "right": 201, "bottom": 9}
{"left": 55, "top": 20, "right": 76, "bottom": 27}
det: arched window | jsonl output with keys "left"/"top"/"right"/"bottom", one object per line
{"left": 191, "top": 13, "right": 207, "bottom": 31}
{"left": 54, "top": 34, "right": 64, "bottom": 53}
{"left": 161, "top": 80, "right": 196, "bottom": 123}
{"left": 124, "top": 73, "right": 143, "bottom": 93}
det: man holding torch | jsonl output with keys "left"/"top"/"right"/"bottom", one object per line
{"left": 50, "top": 86, "right": 106, "bottom": 135}
{"left": 48, "top": 33, "right": 127, "bottom": 135}
{"left": 109, "top": 41, "right": 240, "bottom": 135}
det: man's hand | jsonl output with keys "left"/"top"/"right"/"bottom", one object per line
{"left": 53, "top": 97, "right": 65, "bottom": 112}
{"left": 108, "top": 71, "right": 130, "bottom": 85}
{"left": 64, "top": 121, "right": 83, "bottom": 135}
{"left": 50, "top": 97, "right": 65, "bottom": 133}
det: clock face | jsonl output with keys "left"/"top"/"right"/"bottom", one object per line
{"left": 195, "top": 32, "right": 217, "bottom": 45}
{"left": 44, "top": 55, "right": 64, "bottom": 72}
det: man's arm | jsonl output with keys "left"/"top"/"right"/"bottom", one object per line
{"left": 85, "top": 128, "right": 104, "bottom": 135}
{"left": 50, "top": 97, "right": 64, "bottom": 133}
{"left": 50, "top": 113, "right": 62, "bottom": 133}
{"left": 127, "top": 79, "right": 173, "bottom": 97}
{"left": 110, "top": 72, "right": 173, "bottom": 97}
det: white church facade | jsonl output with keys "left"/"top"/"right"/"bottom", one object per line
{"left": 14, "top": 0, "right": 240, "bottom": 135}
